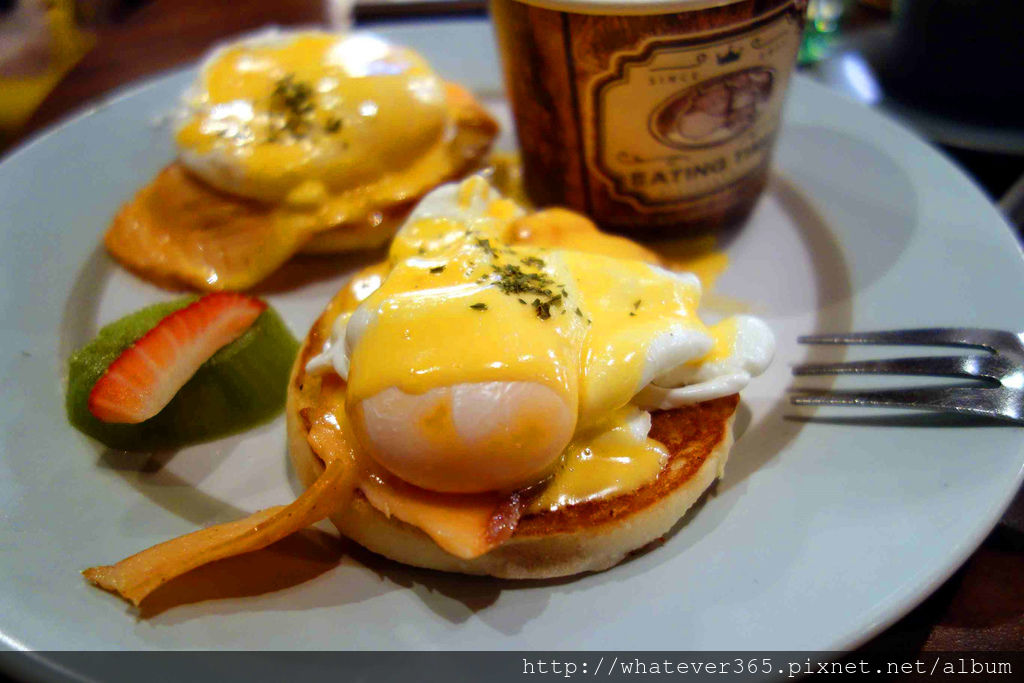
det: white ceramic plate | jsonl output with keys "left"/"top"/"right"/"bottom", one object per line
{"left": 1, "top": 18, "right": 1023, "bottom": 656}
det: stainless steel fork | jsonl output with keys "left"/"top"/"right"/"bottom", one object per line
{"left": 791, "top": 328, "right": 1024, "bottom": 424}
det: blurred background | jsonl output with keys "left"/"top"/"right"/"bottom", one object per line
{"left": 0, "top": 0, "right": 1021, "bottom": 654}
{"left": 798, "top": 0, "right": 1024, "bottom": 227}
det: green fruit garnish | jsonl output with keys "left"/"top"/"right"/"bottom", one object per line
{"left": 66, "top": 297, "right": 298, "bottom": 451}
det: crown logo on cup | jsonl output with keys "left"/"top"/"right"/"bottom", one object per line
{"left": 716, "top": 47, "right": 742, "bottom": 65}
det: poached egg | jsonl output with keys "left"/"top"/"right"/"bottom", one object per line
{"left": 307, "top": 177, "right": 774, "bottom": 501}
{"left": 176, "top": 30, "right": 449, "bottom": 205}
{"left": 104, "top": 29, "right": 498, "bottom": 291}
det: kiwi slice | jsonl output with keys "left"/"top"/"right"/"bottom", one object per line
{"left": 66, "top": 297, "right": 298, "bottom": 451}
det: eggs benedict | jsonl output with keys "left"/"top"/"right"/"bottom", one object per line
{"left": 104, "top": 30, "right": 498, "bottom": 291}
{"left": 288, "top": 175, "right": 773, "bottom": 576}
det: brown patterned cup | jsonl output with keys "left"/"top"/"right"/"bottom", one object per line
{"left": 491, "top": 0, "right": 806, "bottom": 238}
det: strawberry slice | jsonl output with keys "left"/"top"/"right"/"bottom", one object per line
{"left": 88, "top": 293, "right": 267, "bottom": 423}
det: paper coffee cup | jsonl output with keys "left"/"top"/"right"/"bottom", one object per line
{"left": 492, "top": 0, "right": 807, "bottom": 237}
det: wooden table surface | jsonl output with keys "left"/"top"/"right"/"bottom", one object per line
{"left": 4, "top": 0, "right": 1022, "bottom": 656}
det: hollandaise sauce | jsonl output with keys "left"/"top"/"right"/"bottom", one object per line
{"left": 311, "top": 177, "right": 756, "bottom": 510}
{"left": 528, "top": 407, "right": 669, "bottom": 512}
{"left": 176, "top": 32, "right": 449, "bottom": 204}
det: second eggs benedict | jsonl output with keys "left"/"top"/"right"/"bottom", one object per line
{"left": 104, "top": 30, "right": 498, "bottom": 291}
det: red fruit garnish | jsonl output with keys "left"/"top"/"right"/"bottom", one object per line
{"left": 88, "top": 293, "right": 267, "bottom": 424}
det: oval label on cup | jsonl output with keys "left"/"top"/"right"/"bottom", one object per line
{"left": 649, "top": 66, "right": 776, "bottom": 151}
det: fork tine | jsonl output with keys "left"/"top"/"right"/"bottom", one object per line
{"left": 791, "top": 386, "right": 1023, "bottom": 423}
{"left": 798, "top": 328, "right": 1022, "bottom": 355}
{"left": 792, "top": 355, "right": 1016, "bottom": 382}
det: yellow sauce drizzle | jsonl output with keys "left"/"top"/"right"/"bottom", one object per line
{"left": 528, "top": 408, "right": 668, "bottom": 512}
{"left": 696, "top": 316, "right": 740, "bottom": 366}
